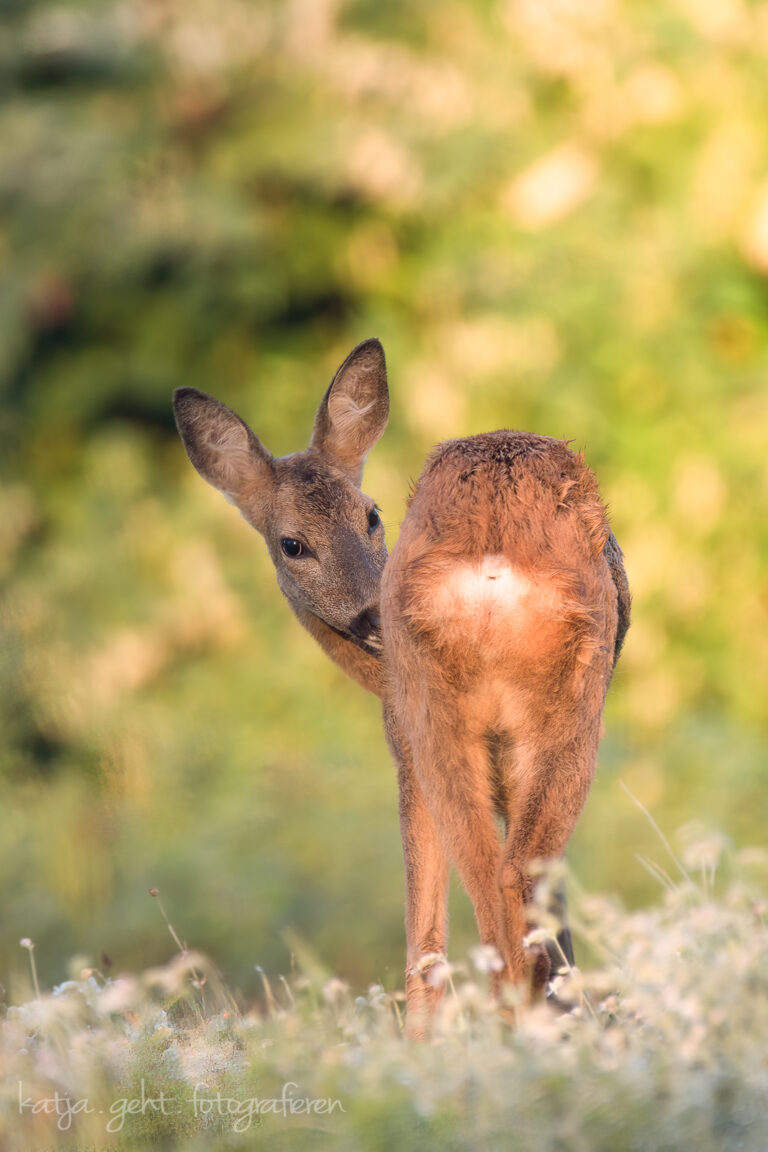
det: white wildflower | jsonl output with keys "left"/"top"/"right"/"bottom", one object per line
{"left": 470, "top": 944, "right": 504, "bottom": 974}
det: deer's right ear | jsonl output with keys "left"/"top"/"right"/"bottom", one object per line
{"left": 310, "top": 338, "right": 389, "bottom": 485}
{"left": 173, "top": 387, "right": 274, "bottom": 521}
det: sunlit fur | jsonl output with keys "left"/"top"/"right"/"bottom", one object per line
{"left": 173, "top": 340, "right": 631, "bottom": 1039}
{"left": 381, "top": 430, "right": 629, "bottom": 1034}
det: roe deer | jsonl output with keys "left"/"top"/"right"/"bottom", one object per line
{"left": 173, "top": 338, "right": 630, "bottom": 1036}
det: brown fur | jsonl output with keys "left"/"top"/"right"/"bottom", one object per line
{"left": 172, "top": 340, "right": 630, "bottom": 1038}
{"left": 381, "top": 431, "right": 624, "bottom": 1032}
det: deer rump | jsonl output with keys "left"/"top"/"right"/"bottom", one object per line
{"left": 384, "top": 430, "right": 618, "bottom": 717}
{"left": 380, "top": 431, "right": 621, "bottom": 1013}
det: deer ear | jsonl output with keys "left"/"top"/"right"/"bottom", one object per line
{"left": 173, "top": 387, "right": 274, "bottom": 521}
{"left": 310, "top": 338, "right": 389, "bottom": 485}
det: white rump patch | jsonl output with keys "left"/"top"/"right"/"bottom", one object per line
{"left": 432, "top": 555, "right": 533, "bottom": 617}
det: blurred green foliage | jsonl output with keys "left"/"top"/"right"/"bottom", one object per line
{"left": 1, "top": 0, "right": 767, "bottom": 1000}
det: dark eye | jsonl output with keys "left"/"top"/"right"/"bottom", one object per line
{"left": 368, "top": 507, "right": 380, "bottom": 531}
{"left": 281, "top": 538, "right": 304, "bottom": 558}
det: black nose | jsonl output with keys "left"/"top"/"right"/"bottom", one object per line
{"left": 349, "top": 606, "right": 381, "bottom": 641}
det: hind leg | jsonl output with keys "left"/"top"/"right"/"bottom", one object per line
{"left": 391, "top": 686, "right": 512, "bottom": 996}
{"left": 546, "top": 875, "right": 575, "bottom": 970}
{"left": 490, "top": 730, "right": 576, "bottom": 986}
{"left": 386, "top": 711, "right": 452, "bottom": 1037}
{"left": 497, "top": 711, "right": 603, "bottom": 995}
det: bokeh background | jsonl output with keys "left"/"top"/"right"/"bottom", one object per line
{"left": 2, "top": 0, "right": 767, "bottom": 1003}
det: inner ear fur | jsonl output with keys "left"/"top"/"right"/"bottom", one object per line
{"left": 311, "top": 338, "right": 389, "bottom": 485}
{"left": 173, "top": 387, "right": 274, "bottom": 514}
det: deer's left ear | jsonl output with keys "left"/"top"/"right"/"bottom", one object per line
{"left": 310, "top": 338, "right": 389, "bottom": 485}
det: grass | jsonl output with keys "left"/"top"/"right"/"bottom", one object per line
{"left": 1, "top": 836, "right": 767, "bottom": 1151}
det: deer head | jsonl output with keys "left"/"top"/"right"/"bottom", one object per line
{"left": 173, "top": 339, "right": 389, "bottom": 660}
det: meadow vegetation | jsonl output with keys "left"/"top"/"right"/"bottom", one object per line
{"left": 1, "top": 0, "right": 768, "bottom": 1143}
{"left": 2, "top": 842, "right": 767, "bottom": 1150}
